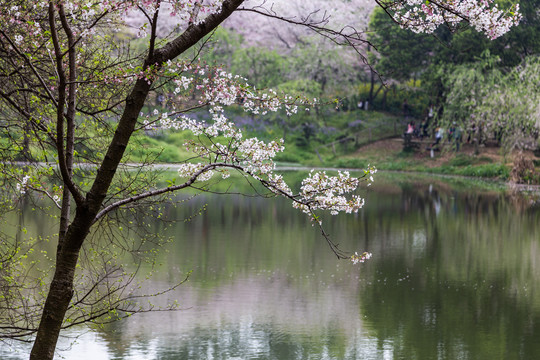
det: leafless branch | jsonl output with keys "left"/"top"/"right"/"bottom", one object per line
{"left": 236, "top": 6, "right": 373, "bottom": 64}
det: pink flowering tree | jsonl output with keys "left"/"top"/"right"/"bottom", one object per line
{"left": 0, "top": 1, "right": 520, "bottom": 359}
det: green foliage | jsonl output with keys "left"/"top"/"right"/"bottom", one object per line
{"left": 277, "top": 79, "right": 322, "bottom": 99}
{"left": 434, "top": 163, "right": 510, "bottom": 179}
{"left": 368, "top": 7, "right": 436, "bottom": 81}
{"left": 485, "top": 0, "right": 540, "bottom": 67}
{"left": 439, "top": 51, "right": 501, "bottom": 121}
{"left": 202, "top": 28, "right": 291, "bottom": 89}
{"left": 332, "top": 158, "right": 371, "bottom": 169}
{"left": 199, "top": 26, "right": 243, "bottom": 68}
{"left": 456, "top": 164, "right": 510, "bottom": 179}
{"left": 273, "top": 151, "right": 304, "bottom": 164}
{"left": 231, "top": 47, "right": 288, "bottom": 88}
{"left": 474, "top": 56, "right": 540, "bottom": 150}
{"left": 202, "top": 28, "right": 359, "bottom": 98}
{"left": 418, "top": 0, "right": 540, "bottom": 70}
{"left": 380, "top": 0, "right": 540, "bottom": 113}
{"left": 431, "top": 27, "right": 492, "bottom": 66}
{"left": 446, "top": 154, "right": 492, "bottom": 167}
{"left": 438, "top": 54, "right": 540, "bottom": 151}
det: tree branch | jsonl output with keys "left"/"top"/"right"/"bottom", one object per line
{"left": 0, "top": 30, "right": 58, "bottom": 107}
{"left": 236, "top": 6, "right": 372, "bottom": 63}
{"left": 48, "top": 3, "right": 85, "bottom": 206}
{"left": 58, "top": 3, "right": 79, "bottom": 248}
{"left": 147, "top": 0, "right": 161, "bottom": 60}
{"left": 93, "top": 162, "right": 244, "bottom": 223}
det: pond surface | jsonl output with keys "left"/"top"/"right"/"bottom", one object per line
{"left": 2, "top": 173, "right": 540, "bottom": 359}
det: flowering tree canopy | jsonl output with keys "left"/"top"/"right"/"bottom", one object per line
{"left": 0, "top": 1, "right": 520, "bottom": 359}
{"left": 377, "top": 0, "right": 521, "bottom": 39}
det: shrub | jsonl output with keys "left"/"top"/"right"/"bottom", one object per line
{"left": 511, "top": 155, "right": 540, "bottom": 184}
{"left": 447, "top": 154, "right": 473, "bottom": 167}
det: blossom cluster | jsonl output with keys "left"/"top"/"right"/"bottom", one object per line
{"left": 293, "top": 170, "right": 367, "bottom": 216}
{"left": 16, "top": 175, "right": 31, "bottom": 195}
{"left": 390, "top": 0, "right": 521, "bottom": 39}
{"left": 351, "top": 251, "right": 372, "bottom": 264}
{"left": 176, "top": 163, "right": 215, "bottom": 181}
{"left": 142, "top": 62, "right": 307, "bottom": 135}
{"left": 175, "top": 115, "right": 287, "bottom": 183}
{"left": 173, "top": 115, "right": 373, "bottom": 220}
{"left": 195, "top": 66, "right": 303, "bottom": 117}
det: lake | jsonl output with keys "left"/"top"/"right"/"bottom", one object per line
{"left": 2, "top": 172, "right": 540, "bottom": 359}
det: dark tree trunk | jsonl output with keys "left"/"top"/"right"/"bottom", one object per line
{"left": 29, "top": 209, "right": 92, "bottom": 360}
{"left": 21, "top": 122, "right": 31, "bottom": 161}
{"left": 382, "top": 87, "right": 389, "bottom": 110}
{"left": 369, "top": 68, "right": 375, "bottom": 104}
{"left": 29, "top": 76, "right": 153, "bottom": 360}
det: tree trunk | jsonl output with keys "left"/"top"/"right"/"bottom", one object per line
{"left": 21, "top": 122, "right": 31, "bottom": 161}
{"left": 29, "top": 210, "right": 92, "bottom": 360}
{"left": 369, "top": 68, "right": 375, "bottom": 104}
{"left": 29, "top": 76, "right": 153, "bottom": 360}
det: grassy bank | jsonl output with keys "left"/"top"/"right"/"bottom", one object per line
{"left": 329, "top": 139, "right": 540, "bottom": 183}
{"left": 121, "top": 107, "right": 538, "bottom": 183}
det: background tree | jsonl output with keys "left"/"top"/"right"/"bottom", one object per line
{"left": 435, "top": 53, "right": 540, "bottom": 152}
{"left": 472, "top": 56, "right": 540, "bottom": 150}
{"left": 436, "top": 52, "right": 502, "bottom": 152}
{"left": 368, "top": 7, "right": 435, "bottom": 83}
{"left": 417, "top": 0, "right": 540, "bottom": 111}
{"left": 366, "top": 6, "right": 437, "bottom": 113}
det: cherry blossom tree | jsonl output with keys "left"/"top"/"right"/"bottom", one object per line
{"left": 0, "top": 1, "right": 520, "bottom": 359}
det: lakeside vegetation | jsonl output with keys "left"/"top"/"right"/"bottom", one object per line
{"left": 122, "top": 102, "right": 534, "bottom": 183}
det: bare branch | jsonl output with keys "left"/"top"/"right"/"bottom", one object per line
{"left": 236, "top": 6, "right": 372, "bottom": 63}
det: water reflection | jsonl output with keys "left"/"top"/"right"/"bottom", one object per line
{"left": 358, "top": 177, "right": 540, "bottom": 360}
{"left": 1, "top": 174, "right": 540, "bottom": 359}
{"left": 93, "top": 271, "right": 374, "bottom": 360}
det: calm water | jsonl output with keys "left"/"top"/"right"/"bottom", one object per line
{"left": 2, "top": 173, "right": 540, "bottom": 359}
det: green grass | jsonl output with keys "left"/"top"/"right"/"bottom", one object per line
{"left": 125, "top": 134, "right": 190, "bottom": 163}
{"left": 446, "top": 154, "right": 493, "bottom": 167}
{"left": 430, "top": 163, "right": 510, "bottom": 179}
{"left": 328, "top": 146, "right": 511, "bottom": 180}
